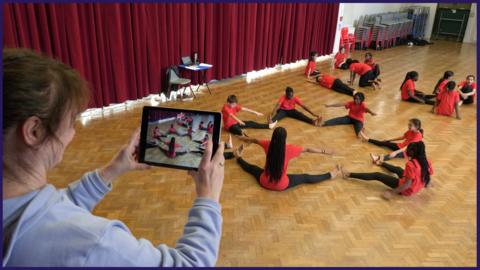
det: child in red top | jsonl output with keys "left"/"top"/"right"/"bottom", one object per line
{"left": 400, "top": 71, "right": 436, "bottom": 105}
{"left": 270, "top": 87, "right": 322, "bottom": 126}
{"left": 334, "top": 47, "right": 349, "bottom": 69}
{"left": 152, "top": 126, "right": 166, "bottom": 140}
{"left": 458, "top": 75, "right": 476, "bottom": 105}
{"left": 362, "top": 118, "right": 424, "bottom": 162}
{"left": 305, "top": 51, "right": 320, "bottom": 77}
{"left": 306, "top": 72, "right": 356, "bottom": 96}
{"left": 433, "top": 81, "right": 461, "bottom": 119}
{"left": 364, "top": 52, "right": 381, "bottom": 80}
{"left": 433, "top": 70, "right": 454, "bottom": 95}
{"left": 321, "top": 92, "right": 376, "bottom": 138}
{"left": 159, "top": 137, "right": 188, "bottom": 158}
{"left": 347, "top": 59, "right": 381, "bottom": 90}
{"left": 221, "top": 95, "right": 276, "bottom": 136}
{"left": 341, "top": 141, "right": 433, "bottom": 200}
{"left": 233, "top": 127, "right": 338, "bottom": 191}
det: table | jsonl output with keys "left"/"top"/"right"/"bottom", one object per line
{"left": 178, "top": 63, "right": 213, "bottom": 95}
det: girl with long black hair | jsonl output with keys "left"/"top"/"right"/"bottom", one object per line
{"left": 159, "top": 137, "right": 188, "bottom": 158}
{"left": 400, "top": 71, "right": 436, "bottom": 104}
{"left": 340, "top": 141, "right": 433, "bottom": 200}
{"left": 232, "top": 127, "right": 339, "bottom": 191}
{"left": 362, "top": 118, "right": 424, "bottom": 162}
{"left": 433, "top": 70, "right": 454, "bottom": 95}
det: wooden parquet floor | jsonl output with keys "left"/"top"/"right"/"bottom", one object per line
{"left": 48, "top": 41, "right": 477, "bottom": 266}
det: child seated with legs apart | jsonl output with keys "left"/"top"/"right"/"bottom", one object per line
{"left": 458, "top": 75, "right": 476, "bottom": 106}
{"left": 321, "top": 92, "right": 377, "bottom": 138}
{"left": 222, "top": 95, "right": 277, "bottom": 136}
{"left": 340, "top": 141, "right": 433, "bottom": 201}
{"left": 433, "top": 81, "right": 461, "bottom": 120}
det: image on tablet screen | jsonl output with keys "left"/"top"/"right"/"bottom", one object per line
{"left": 144, "top": 110, "right": 214, "bottom": 168}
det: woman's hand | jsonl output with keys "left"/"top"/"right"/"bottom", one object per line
{"left": 189, "top": 140, "right": 225, "bottom": 203}
{"left": 99, "top": 129, "right": 151, "bottom": 184}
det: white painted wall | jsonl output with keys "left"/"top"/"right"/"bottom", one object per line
{"left": 463, "top": 3, "right": 477, "bottom": 43}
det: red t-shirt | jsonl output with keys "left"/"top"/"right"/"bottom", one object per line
{"left": 436, "top": 79, "right": 448, "bottom": 94}
{"left": 168, "top": 127, "right": 176, "bottom": 133}
{"left": 319, "top": 74, "right": 336, "bottom": 89}
{"left": 364, "top": 58, "right": 376, "bottom": 68}
{"left": 349, "top": 63, "right": 372, "bottom": 76}
{"left": 399, "top": 159, "right": 433, "bottom": 196}
{"left": 397, "top": 130, "right": 423, "bottom": 149}
{"left": 305, "top": 60, "right": 316, "bottom": 76}
{"left": 334, "top": 52, "right": 347, "bottom": 68}
{"left": 278, "top": 96, "right": 303, "bottom": 110}
{"left": 345, "top": 101, "right": 367, "bottom": 123}
{"left": 258, "top": 140, "right": 304, "bottom": 191}
{"left": 222, "top": 104, "right": 242, "bottom": 130}
{"left": 207, "top": 124, "right": 213, "bottom": 134}
{"left": 436, "top": 90, "right": 460, "bottom": 116}
{"left": 153, "top": 129, "right": 161, "bottom": 138}
{"left": 459, "top": 80, "right": 477, "bottom": 99}
{"left": 401, "top": 79, "right": 415, "bottom": 100}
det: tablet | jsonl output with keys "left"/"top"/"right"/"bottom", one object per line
{"left": 139, "top": 106, "right": 222, "bottom": 170}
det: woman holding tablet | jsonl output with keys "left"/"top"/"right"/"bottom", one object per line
{"left": 2, "top": 48, "right": 225, "bottom": 267}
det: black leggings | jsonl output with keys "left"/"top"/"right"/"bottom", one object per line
{"left": 368, "top": 139, "right": 400, "bottom": 151}
{"left": 331, "top": 79, "right": 355, "bottom": 96}
{"left": 228, "top": 121, "right": 269, "bottom": 136}
{"left": 372, "top": 64, "right": 381, "bottom": 78}
{"left": 322, "top": 115, "right": 364, "bottom": 135}
{"left": 272, "top": 109, "right": 315, "bottom": 125}
{"left": 236, "top": 157, "right": 331, "bottom": 190}
{"left": 349, "top": 162, "right": 403, "bottom": 189}
{"left": 359, "top": 70, "right": 376, "bottom": 87}
{"left": 367, "top": 139, "right": 404, "bottom": 160}
{"left": 404, "top": 90, "right": 436, "bottom": 105}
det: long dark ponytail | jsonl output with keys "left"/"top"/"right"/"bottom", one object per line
{"left": 409, "top": 118, "right": 423, "bottom": 135}
{"left": 434, "top": 70, "right": 454, "bottom": 90}
{"left": 266, "top": 127, "right": 287, "bottom": 182}
{"left": 407, "top": 141, "right": 431, "bottom": 187}
{"left": 169, "top": 137, "right": 176, "bottom": 155}
{"left": 400, "top": 71, "right": 418, "bottom": 90}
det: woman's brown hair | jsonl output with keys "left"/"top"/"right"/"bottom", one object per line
{"left": 3, "top": 48, "right": 89, "bottom": 141}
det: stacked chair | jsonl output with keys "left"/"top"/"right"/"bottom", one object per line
{"left": 403, "top": 6, "right": 430, "bottom": 39}
{"left": 352, "top": 8, "right": 420, "bottom": 50}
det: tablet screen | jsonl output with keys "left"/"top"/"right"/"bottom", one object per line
{"left": 139, "top": 106, "right": 221, "bottom": 170}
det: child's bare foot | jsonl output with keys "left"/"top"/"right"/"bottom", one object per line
{"left": 225, "top": 134, "right": 233, "bottom": 149}
{"left": 330, "top": 164, "right": 341, "bottom": 179}
{"left": 233, "top": 144, "right": 244, "bottom": 159}
{"left": 340, "top": 165, "right": 350, "bottom": 179}
{"left": 359, "top": 131, "right": 369, "bottom": 142}
{"left": 370, "top": 153, "right": 382, "bottom": 165}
